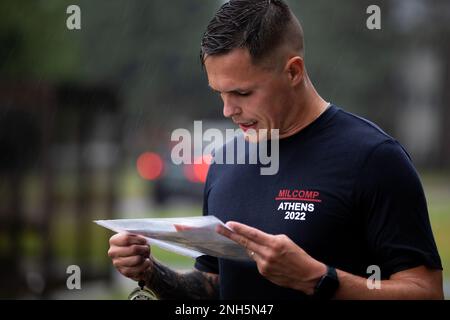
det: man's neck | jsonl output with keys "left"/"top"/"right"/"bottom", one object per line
{"left": 279, "top": 81, "right": 329, "bottom": 139}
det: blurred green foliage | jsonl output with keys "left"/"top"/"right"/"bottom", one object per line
{"left": 0, "top": 0, "right": 81, "bottom": 79}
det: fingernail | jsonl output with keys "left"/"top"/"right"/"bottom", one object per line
{"left": 225, "top": 222, "right": 235, "bottom": 230}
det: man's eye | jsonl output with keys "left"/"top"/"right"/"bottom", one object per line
{"left": 237, "top": 92, "right": 251, "bottom": 97}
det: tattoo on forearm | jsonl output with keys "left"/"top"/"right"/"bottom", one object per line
{"left": 145, "top": 259, "right": 219, "bottom": 300}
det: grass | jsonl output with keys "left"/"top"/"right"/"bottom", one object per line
{"left": 422, "top": 172, "right": 450, "bottom": 283}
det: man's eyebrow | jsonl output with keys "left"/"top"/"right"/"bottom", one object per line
{"left": 208, "top": 85, "right": 220, "bottom": 93}
{"left": 208, "top": 85, "right": 251, "bottom": 94}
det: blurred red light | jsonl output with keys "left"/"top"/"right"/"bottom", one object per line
{"left": 193, "top": 155, "right": 211, "bottom": 183}
{"left": 136, "top": 152, "right": 164, "bottom": 180}
{"left": 184, "top": 154, "right": 212, "bottom": 184}
{"left": 184, "top": 164, "right": 197, "bottom": 183}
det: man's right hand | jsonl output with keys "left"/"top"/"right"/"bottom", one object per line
{"left": 108, "top": 233, "right": 152, "bottom": 282}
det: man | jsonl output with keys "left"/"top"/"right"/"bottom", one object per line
{"left": 108, "top": 0, "right": 443, "bottom": 299}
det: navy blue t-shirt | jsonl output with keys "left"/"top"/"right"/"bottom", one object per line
{"left": 195, "top": 105, "right": 442, "bottom": 300}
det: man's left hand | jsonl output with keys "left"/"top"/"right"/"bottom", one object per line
{"left": 216, "top": 221, "right": 326, "bottom": 295}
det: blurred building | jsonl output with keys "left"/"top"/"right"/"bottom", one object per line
{"left": 0, "top": 81, "right": 122, "bottom": 298}
{"left": 391, "top": 0, "right": 450, "bottom": 168}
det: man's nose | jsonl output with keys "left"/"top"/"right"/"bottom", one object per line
{"left": 222, "top": 97, "right": 241, "bottom": 118}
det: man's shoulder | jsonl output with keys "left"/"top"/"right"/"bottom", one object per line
{"left": 315, "top": 105, "right": 411, "bottom": 171}
{"left": 336, "top": 106, "right": 391, "bottom": 138}
{"left": 332, "top": 105, "right": 396, "bottom": 150}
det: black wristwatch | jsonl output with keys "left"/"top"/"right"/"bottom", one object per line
{"left": 313, "top": 265, "right": 339, "bottom": 300}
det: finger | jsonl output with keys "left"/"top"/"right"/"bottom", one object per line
{"left": 109, "top": 244, "right": 150, "bottom": 258}
{"left": 118, "top": 258, "right": 152, "bottom": 280}
{"left": 216, "top": 224, "right": 264, "bottom": 255}
{"left": 226, "top": 221, "right": 273, "bottom": 245}
{"left": 174, "top": 224, "right": 194, "bottom": 232}
{"left": 246, "top": 248, "right": 259, "bottom": 261}
{"left": 114, "top": 255, "right": 146, "bottom": 268}
{"left": 110, "top": 233, "right": 148, "bottom": 246}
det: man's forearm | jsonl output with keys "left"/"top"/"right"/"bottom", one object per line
{"left": 145, "top": 258, "right": 219, "bottom": 300}
{"left": 334, "top": 266, "right": 443, "bottom": 300}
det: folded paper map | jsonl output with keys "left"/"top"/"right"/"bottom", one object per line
{"left": 94, "top": 216, "right": 250, "bottom": 261}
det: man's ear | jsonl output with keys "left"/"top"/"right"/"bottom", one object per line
{"left": 285, "top": 56, "right": 304, "bottom": 86}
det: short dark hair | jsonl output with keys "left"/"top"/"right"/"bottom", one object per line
{"left": 200, "top": 0, "right": 304, "bottom": 67}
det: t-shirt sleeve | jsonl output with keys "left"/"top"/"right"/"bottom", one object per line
{"left": 194, "top": 163, "right": 219, "bottom": 274}
{"left": 195, "top": 255, "right": 219, "bottom": 274}
{"left": 354, "top": 140, "right": 442, "bottom": 278}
